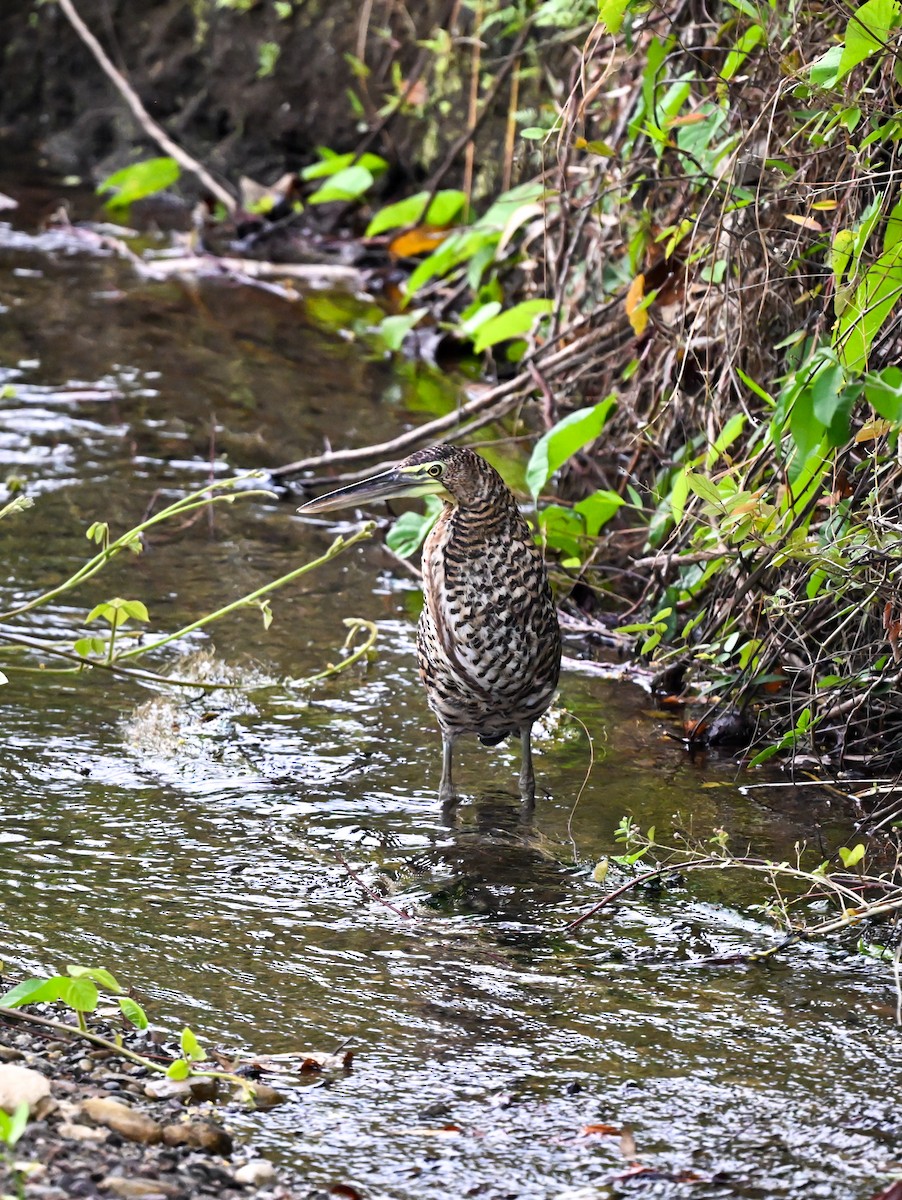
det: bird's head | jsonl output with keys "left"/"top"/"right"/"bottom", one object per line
{"left": 298, "top": 444, "right": 502, "bottom": 514}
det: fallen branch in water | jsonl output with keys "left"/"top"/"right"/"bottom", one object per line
{"left": 55, "top": 0, "right": 236, "bottom": 214}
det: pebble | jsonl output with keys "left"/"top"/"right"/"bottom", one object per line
{"left": 81, "top": 1096, "right": 163, "bottom": 1145}
{"left": 101, "top": 1177, "right": 183, "bottom": 1198}
{"left": 57, "top": 1120, "right": 108, "bottom": 1142}
{"left": 0, "top": 1062, "right": 52, "bottom": 1113}
{"left": 161, "top": 1119, "right": 233, "bottom": 1155}
{"left": 233, "top": 1158, "right": 276, "bottom": 1186}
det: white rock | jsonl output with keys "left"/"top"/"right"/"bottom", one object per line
{"left": 0, "top": 1063, "right": 50, "bottom": 1114}
{"left": 234, "top": 1159, "right": 276, "bottom": 1186}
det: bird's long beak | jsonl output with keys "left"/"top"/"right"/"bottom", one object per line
{"left": 297, "top": 466, "right": 442, "bottom": 514}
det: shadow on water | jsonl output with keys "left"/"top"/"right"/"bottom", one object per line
{"left": 1, "top": 166, "right": 901, "bottom": 1199}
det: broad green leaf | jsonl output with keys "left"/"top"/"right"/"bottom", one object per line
{"left": 386, "top": 499, "right": 442, "bottom": 558}
{"left": 538, "top": 505, "right": 586, "bottom": 559}
{"left": 2, "top": 1102, "right": 29, "bottom": 1146}
{"left": 834, "top": 240, "right": 902, "bottom": 369}
{"left": 808, "top": 43, "right": 844, "bottom": 87}
{"left": 706, "top": 413, "right": 747, "bottom": 467}
{"left": 74, "top": 637, "right": 107, "bottom": 658}
{"left": 598, "top": 0, "right": 630, "bottom": 32}
{"left": 86, "top": 602, "right": 115, "bottom": 625}
{"left": 670, "top": 468, "right": 690, "bottom": 524}
{"left": 830, "top": 228, "right": 856, "bottom": 283}
{"left": 166, "top": 1058, "right": 190, "bottom": 1080}
{"left": 365, "top": 189, "right": 466, "bottom": 236}
{"left": 525, "top": 397, "right": 617, "bottom": 500}
{"left": 180, "top": 1027, "right": 206, "bottom": 1062}
{"left": 789, "top": 388, "right": 825, "bottom": 466}
{"left": 67, "top": 965, "right": 122, "bottom": 993}
{"left": 308, "top": 165, "right": 374, "bottom": 204}
{"left": 573, "top": 490, "right": 625, "bottom": 536}
{"left": 472, "top": 299, "right": 553, "bottom": 353}
{"left": 837, "top": 0, "right": 901, "bottom": 80}
{"left": 721, "top": 23, "right": 765, "bottom": 80}
{"left": 98, "top": 157, "right": 180, "bottom": 210}
{"left": 865, "top": 365, "right": 902, "bottom": 420}
{"left": 685, "top": 472, "right": 723, "bottom": 505}
{"left": 838, "top": 843, "right": 866, "bottom": 868}
{"left": 119, "top": 600, "right": 149, "bottom": 623}
{"left": 810, "top": 361, "right": 845, "bottom": 425}
{"left": 301, "top": 150, "right": 387, "bottom": 180}
{"left": 0, "top": 976, "right": 68, "bottom": 1008}
{"left": 58, "top": 976, "right": 98, "bottom": 1013}
{"left": 375, "top": 310, "right": 426, "bottom": 351}
{"left": 118, "top": 997, "right": 149, "bottom": 1030}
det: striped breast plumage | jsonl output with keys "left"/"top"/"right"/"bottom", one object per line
{"left": 416, "top": 482, "right": 561, "bottom": 741}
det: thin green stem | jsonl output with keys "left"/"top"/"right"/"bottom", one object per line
{"left": 115, "top": 523, "right": 376, "bottom": 662}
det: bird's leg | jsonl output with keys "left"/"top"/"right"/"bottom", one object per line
{"left": 439, "top": 733, "right": 456, "bottom": 803}
{"left": 519, "top": 722, "right": 536, "bottom": 802}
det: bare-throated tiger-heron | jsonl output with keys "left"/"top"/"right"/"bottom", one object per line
{"left": 298, "top": 443, "right": 561, "bottom": 802}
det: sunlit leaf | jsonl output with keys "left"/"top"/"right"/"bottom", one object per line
{"left": 307, "top": 166, "right": 374, "bottom": 204}
{"left": 98, "top": 157, "right": 180, "bottom": 210}
{"left": 573, "top": 490, "right": 625, "bottom": 536}
{"left": 526, "top": 398, "right": 617, "bottom": 500}
{"left": 838, "top": 843, "right": 866, "bottom": 868}
{"left": 386, "top": 497, "right": 442, "bottom": 558}
{"left": 118, "top": 997, "right": 149, "bottom": 1030}
{"left": 366, "top": 189, "right": 466, "bottom": 237}
{"left": 67, "top": 965, "right": 122, "bottom": 993}
{"left": 598, "top": 0, "right": 630, "bottom": 33}
{"left": 180, "top": 1027, "right": 206, "bottom": 1062}
{"left": 301, "top": 150, "right": 387, "bottom": 180}
{"left": 0, "top": 977, "right": 68, "bottom": 1008}
{"left": 837, "top": 0, "right": 901, "bottom": 80}
{"left": 166, "top": 1059, "right": 190, "bottom": 1080}
{"left": 58, "top": 977, "right": 99, "bottom": 1013}
{"left": 375, "top": 309, "right": 428, "bottom": 351}
{"left": 471, "top": 299, "right": 553, "bottom": 353}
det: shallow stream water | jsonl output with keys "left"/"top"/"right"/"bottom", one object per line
{"left": 1, "top": 162, "right": 900, "bottom": 1200}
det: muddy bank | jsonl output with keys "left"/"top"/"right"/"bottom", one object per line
{"left": 0, "top": 0, "right": 522, "bottom": 189}
{"left": 0, "top": 1010, "right": 317, "bottom": 1200}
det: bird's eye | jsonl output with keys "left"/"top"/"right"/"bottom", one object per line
{"left": 427, "top": 464, "right": 443, "bottom": 477}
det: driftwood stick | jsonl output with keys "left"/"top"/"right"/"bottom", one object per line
{"left": 56, "top": 0, "right": 236, "bottom": 214}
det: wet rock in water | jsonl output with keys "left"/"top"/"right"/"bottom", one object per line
{"left": 81, "top": 1096, "right": 163, "bottom": 1145}
{"left": 233, "top": 1158, "right": 276, "bottom": 1186}
{"left": 233, "top": 1082, "right": 286, "bottom": 1109}
{"left": 0, "top": 1062, "right": 51, "bottom": 1112}
{"left": 161, "top": 1119, "right": 233, "bottom": 1155}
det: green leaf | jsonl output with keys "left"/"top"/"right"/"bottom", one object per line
{"left": 539, "top": 505, "right": 586, "bottom": 558}
{"left": 67, "top": 965, "right": 122, "bottom": 993}
{"left": 685, "top": 472, "right": 723, "bottom": 505}
{"left": 598, "top": 0, "right": 630, "bottom": 33}
{"left": 838, "top": 843, "right": 866, "bottom": 868}
{"left": 837, "top": 0, "right": 901, "bottom": 81}
{"left": 0, "top": 977, "right": 67, "bottom": 1008}
{"left": 365, "top": 189, "right": 467, "bottom": 236}
{"left": 301, "top": 150, "right": 387, "bottom": 180}
{"left": 74, "top": 637, "right": 107, "bottom": 658}
{"left": 119, "top": 600, "right": 149, "bottom": 623}
{"left": 98, "top": 157, "right": 180, "bottom": 210}
{"left": 386, "top": 498, "right": 442, "bottom": 558}
{"left": 374, "top": 311, "right": 426, "bottom": 351}
{"left": 472, "top": 299, "right": 553, "bottom": 353}
{"left": 808, "top": 43, "right": 844, "bottom": 87}
{"left": 573, "top": 490, "right": 625, "bottom": 536}
{"left": 721, "top": 23, "right": 765, "bottom": 80}
{"left": 834, "top": 240, "right": 902, "bottom": 369}
{"left": 166, "top": 1058, "right": 191, "bottom": 1080}
{"left": 308, "top": 166, "right": 374, "bottom": 205}
{"left": 180, "top": 1027, "right": 206, "bottom": 1062}
{"left": 0, "top": 1102, "right": 29, "bottom": 1147}
{"left": 58, "top": 977, "right": 99, "bottom": 1013}
{"left": 525, "top": 397, "right": 617, "bottom": 500}
{"left": 865, "top": 365, "right": 902, "bottom": 420}
{"left": 118, "top": 997, "right": 149, "bottom": 1030}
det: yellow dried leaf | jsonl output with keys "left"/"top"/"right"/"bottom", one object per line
{"left": 855, "top": 419, "right": 892, "bottom": 442}
{"left": 626, "top": 273, "right": 648, "bottom": 337}
{"left": 389, "top": 226, "right": 449, "bottom": 258}
{"left": 784, "top": 213, "right": 823, "bottom": 232}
